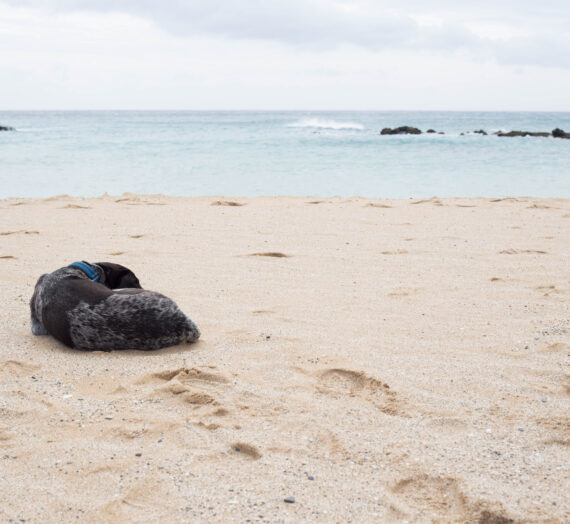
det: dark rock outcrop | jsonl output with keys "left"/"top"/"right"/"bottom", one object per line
{"left": 552, "top": 128, "right": 570, "bottom": 139}
{"left": 473, "top": 129, "right": 487, "bottom": 135}
{"left": 426, "top": 129, "right": 436, "bottom": 133}
{"left": 380, "top": 126, "right": 422, "bottom": 135}
{"left": 0, "top": 125, "right": 15, "bottom": 131}
{"left": 497, "top": 130, "right": 550, "bottom": 138}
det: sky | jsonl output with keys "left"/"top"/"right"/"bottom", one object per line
{"left": 1, "top": 0, "right": 569, "bottom": 110}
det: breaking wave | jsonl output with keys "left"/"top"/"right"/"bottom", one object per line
{"left": 287, "top": 118, "right": 364, "bottom": 130}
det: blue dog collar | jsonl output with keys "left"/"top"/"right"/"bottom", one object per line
{"left": 69, "top": 261, "right": 101, "bottom": 283}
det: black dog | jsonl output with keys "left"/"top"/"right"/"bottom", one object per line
{"left": 30, "top": 261, "right": 200, "bottom": 351}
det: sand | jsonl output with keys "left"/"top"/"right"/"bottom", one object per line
{"left": 0, "top": 194, "right": 568, "bottom": 522}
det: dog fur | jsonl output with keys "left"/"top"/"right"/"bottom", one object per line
{"left": 30, "top": 262, "right": 200, "bottom": 351}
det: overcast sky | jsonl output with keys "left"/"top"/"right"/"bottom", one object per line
{"left": 1, "top": 0, "right": 569, "bottom": 110}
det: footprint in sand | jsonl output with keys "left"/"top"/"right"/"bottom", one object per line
{"left": 1, "top": 360, "right": 41, "bottom": 377}
{"left": 391, "top": 474, "right": 514, "bottom": 522}
{"left": 157, "top": 381, "right": 217, "bottom": 406}
{"left": 135, "top": 367, "right": 229, "bottom": 408}
{"left": 59, "top": 204, "right": 91, "bottom": 209}
{"left": 316, "top": 368, "right": 407, "bottom": 417}
{"left": 0, "top": 427, "right": 15, "bottom": 449}
{"left": 381, "top": 249, "right": 408, "bottom": 255}
{"left": 535, "top": 416, "right": 570, "bottom": 447}
{"left": 542, "top": 342, "right": 569, "bottom": 353}
{"left": 88, "top": 418, "right": 182, "bottom": 443}
{"left": 387, "top": 288, "right": 418, "bottom": 298}
{"left": 137, "top": 367, "right": 229, "bottom": 385}
{"left": 489, "top": 197, "right": 523, "bottom": 203}
{"left": 499, "top": 249, "right": 547, "bottom": 255}
{"left": 410, "top": 198, "right": 443, "bottom": 206}
{"left": 90, "top": 478, "right": 173, "bottom": 522}
{"left": 248, "top": 252, "right": 290, "bottom": 258}
{"left": 231, "top": 442, "right": 262, "bottom": 459}
{"left": 365, "top": 203, "right": 392, "bottom": 208}
{"left": 0, "top": 230, "right": 39, "bottom": 236}
{"left": 45, "top": 194, "right": 72, "bottom": 202}
{"left": 310, "top": 428, "right": 349, "bottom": 458}
{"left": 115, "top": 197, "right": 165, "bottom": 206}
{"left": 211, "top": 200, "right": 245, "bottom": 206}
{"left": 535, "top": 285, "right": 563, "bottom": 297}
{"left": 391, "top": 475, "right": 467, "bottom": 518}
{"left": 77, "top": 372, "right": 130, "bottom": 398}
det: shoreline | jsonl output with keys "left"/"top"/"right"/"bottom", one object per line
{"left": 1, "top": 195, "right": 568, "bottom": 521}
{"left": 3, "top": 192, "right": 570, "bottom": 201}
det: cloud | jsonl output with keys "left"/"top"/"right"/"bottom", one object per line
{"left": 4, "top": 1, "right": 419, "bottom": 48}
{"left": 3, "top": 0, "right": 570, "bottom": 69}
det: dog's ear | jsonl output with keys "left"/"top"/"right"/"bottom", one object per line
{"left": 95, "top": 262, "right": 142, "bottom": 289}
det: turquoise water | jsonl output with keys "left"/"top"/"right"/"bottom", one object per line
{"left": 1, "top": 111, "right": 569, "bottom": 198}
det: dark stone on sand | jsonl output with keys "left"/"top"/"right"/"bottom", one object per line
{"left": 473, "top": 129, "right": 487, "bottom": 135}
{"left": 284, "top": 496, "right": 295, "bottom": 503}
{"left": 0, "top": 125, "right": 15, "bottom": 131}
{"left": 380, "top": 126, "right": 422, "bottom": 135}
{"left": 552, "top": 128, "right": 570, "bottom": 139}
{"left": 497, "top": 130, "right": 550, "bottom": 137}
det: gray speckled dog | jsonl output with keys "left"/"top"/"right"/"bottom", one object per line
{"left": 30, "top": 261, "right": 200, "bottom": 351}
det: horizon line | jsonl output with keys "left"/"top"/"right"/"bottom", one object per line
{"left": 2, "top": 108, "right": 570, "bottom": 113}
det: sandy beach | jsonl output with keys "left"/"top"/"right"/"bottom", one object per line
{"left": 0, "top": 194, "right": 568, "bottom": 522}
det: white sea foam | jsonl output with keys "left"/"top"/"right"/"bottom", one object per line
{"left": 287, "top": 118, "right": 364, "bottom": 130}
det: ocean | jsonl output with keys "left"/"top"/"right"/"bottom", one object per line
{"left": 1, "top": 111, "right": 569, "bottom": 198}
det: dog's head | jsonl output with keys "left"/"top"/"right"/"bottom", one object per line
{"left": 95, "top": 262, "right": 142, "bottom": 289}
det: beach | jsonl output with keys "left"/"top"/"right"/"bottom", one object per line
{"left": 0, "top": 194, "right": 568, "bottom": 522}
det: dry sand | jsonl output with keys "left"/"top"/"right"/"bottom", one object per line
{"left": 0, "top": 194, "right": 568, "bottom": 523}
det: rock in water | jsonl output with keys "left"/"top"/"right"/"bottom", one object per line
{"left": 552, "top": 128, "right": 570, "bottom": 139}
{"left": 380, "top": 126, "right": 422, "bottom": 135}
{"left": 497, "top": 130, "right": 550, "bottom": 137}
{"left": 0, "top": 125, "right": 15, "bottom": 131}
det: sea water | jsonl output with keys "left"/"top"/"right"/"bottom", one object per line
{"left": 0, "top": 111, "right": 569, "bottom": 198}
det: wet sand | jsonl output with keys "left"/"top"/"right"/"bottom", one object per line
{"left": 0, "top": 194, "right": 568, "bottom": 522}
